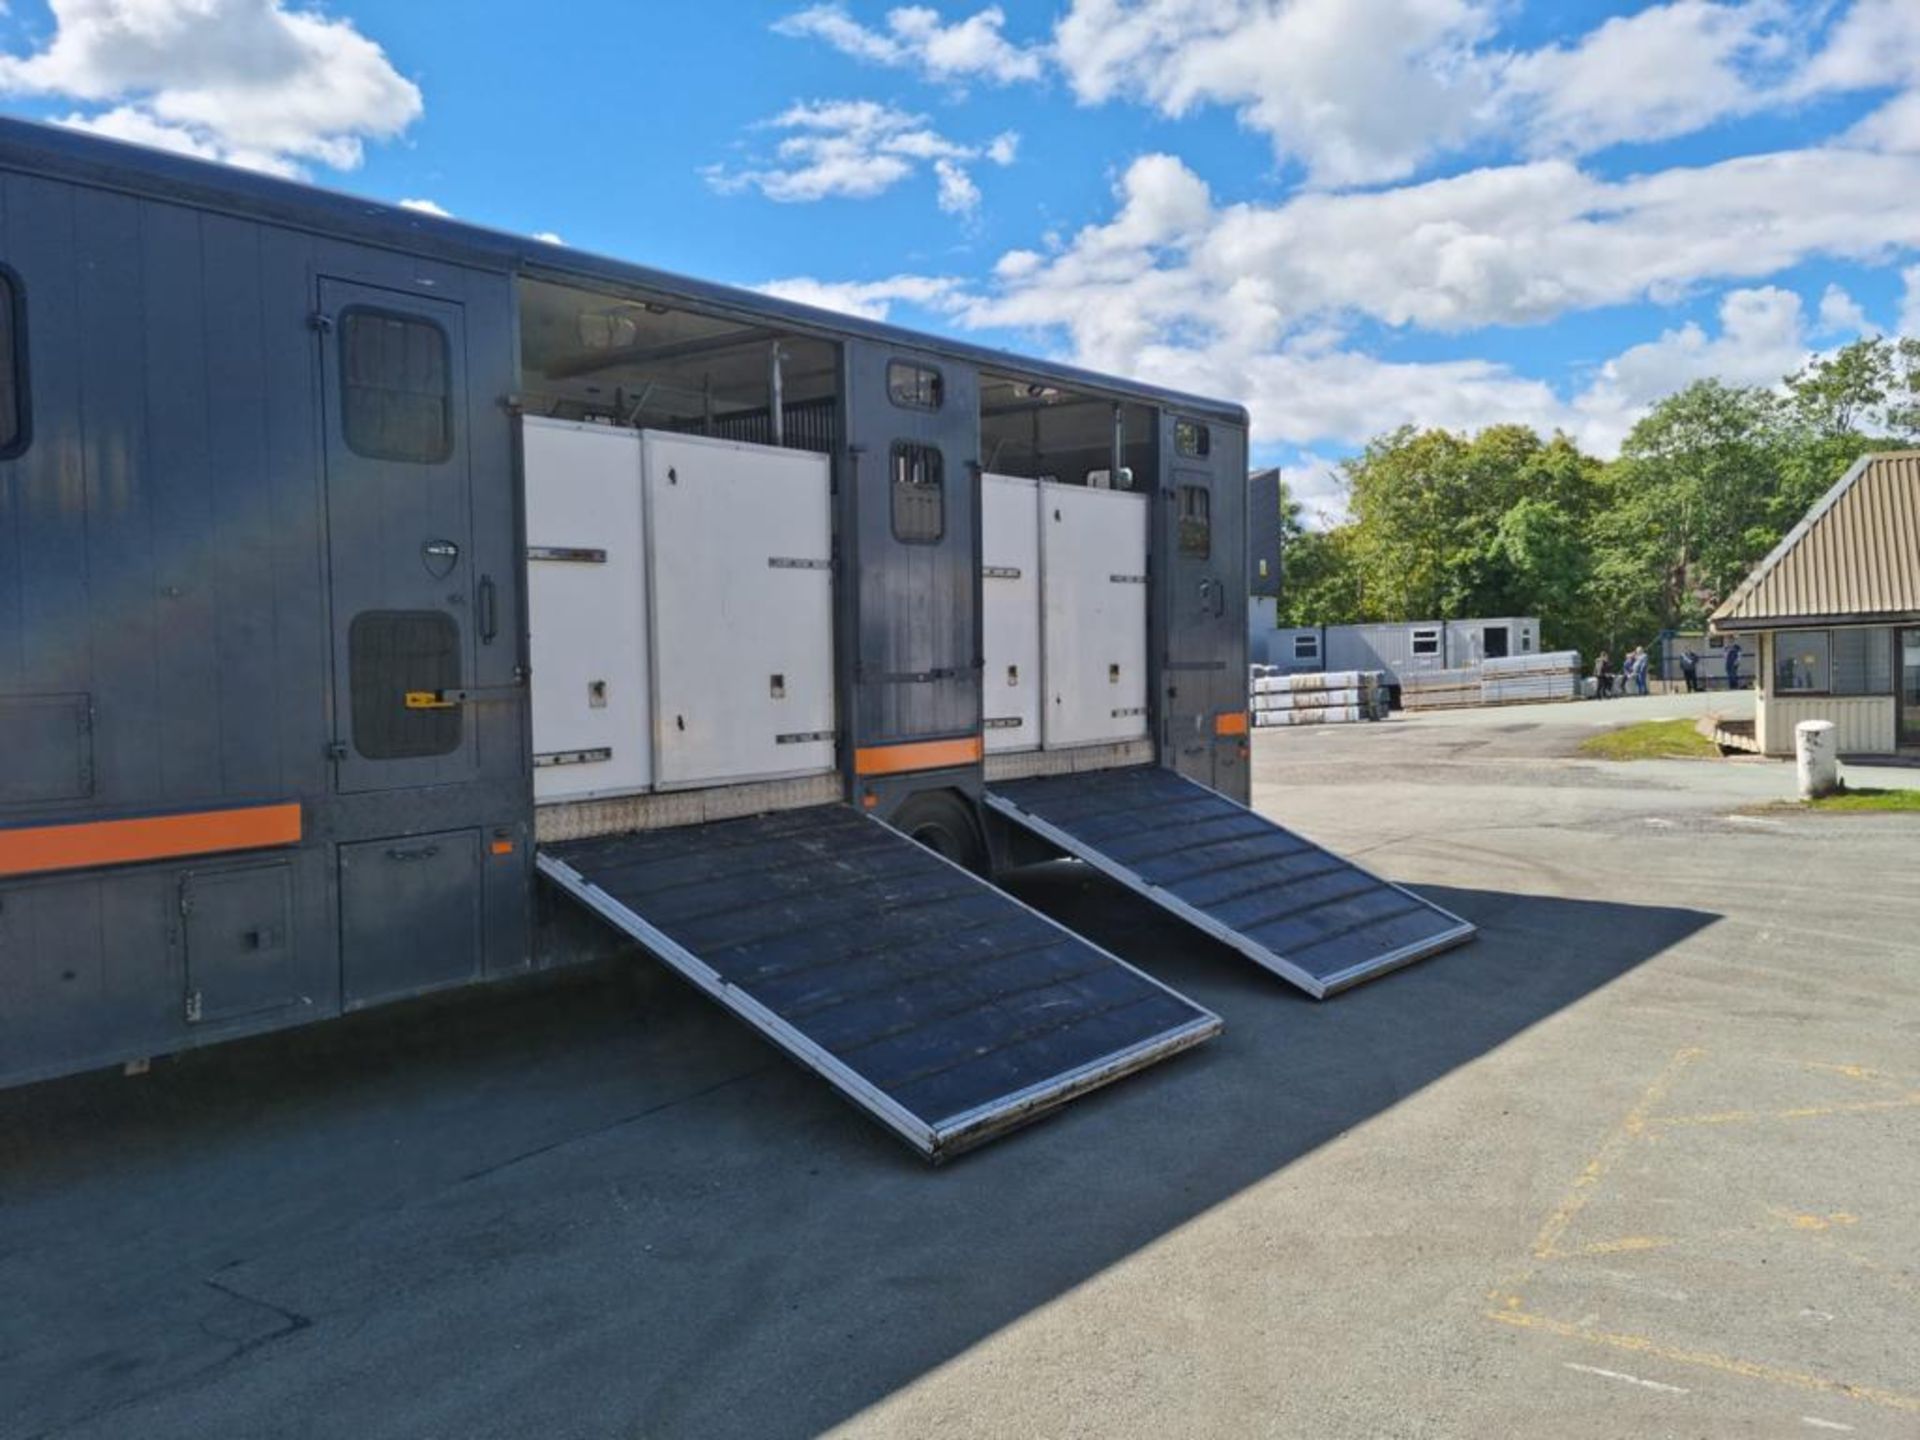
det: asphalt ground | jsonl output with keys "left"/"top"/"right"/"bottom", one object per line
{"left": 4, "top": 691, "right": 1918, "bottom": 1439}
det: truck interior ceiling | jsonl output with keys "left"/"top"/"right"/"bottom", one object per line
{"left": 517, "top": 276, "right": 838, "bottom": 453}
{"left": 980, "top": 369, "right": 1156, "bottom": 488}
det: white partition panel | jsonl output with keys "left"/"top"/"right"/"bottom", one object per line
{"left": 982, "top": 474, "right": 1041, "bottom": 754}
{"left": 524, "top": 418, "right": 652, "bottom": 801}
{"left": 1042, "top": 482, "right": 1150, "bottom": 749}
{"left": 643, "top": 432, "right": 835, "bottom": 789}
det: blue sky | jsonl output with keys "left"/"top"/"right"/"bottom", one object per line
{"left": 4, "top": 0, "right": 1920, "bottom": 515}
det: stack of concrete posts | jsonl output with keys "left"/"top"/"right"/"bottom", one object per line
{"left": 1480, "top": 650, "right": 1583, "bottom": 704}
{"left": 1400, "top": 667, "right": 1481, "bottom": 711}
{"left": 1250, "top": 668, "right": 1389, "bottom": 727}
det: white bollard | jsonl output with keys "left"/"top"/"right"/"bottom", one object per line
{"left": 1795, "top": 719, "right": 1839, "bottom": 800}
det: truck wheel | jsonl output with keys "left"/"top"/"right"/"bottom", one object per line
{"left": 889, "top": 789, "right": 987, "bottom": 875}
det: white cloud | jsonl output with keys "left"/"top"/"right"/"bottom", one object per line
{"left": 1500, "top": 1, "right": 1795, "bottom": 157}
{"left": 1571, "top": 286, "right": 1810, "bottom": 449}
{"left": 1054, "top": 0, "right": 1496, "bottom": 186}
{"left": 705, "top": 98, "right": 1016, "bottom": 212}
{"left": 0, "top": 0, "right": 422, "bottom": 176}
{"left": 1794, "top": 0, "right": 1920, "bottom": 95}
{"left": 774, "top": 4, "right": 1045, "bottom": 86}
{"left": 956, "top": 144, "right": 1920, "bottom": 389}
{"left": 932, "top": 157, "right": 980, "bottom": 215}
{"left": 398, "top": 197, "right": 451, "bottom": 217}
{"left": 1900, "top": 265, "right": 1920, "bottom": 339}
{"left": 1816, "top": 282, "right": 1870, "bottom": 336}
{"left": 754, "top": 272, "right": 964, "bottom": 322}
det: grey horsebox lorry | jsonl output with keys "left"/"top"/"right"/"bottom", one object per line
{"left": 0, "top": 119, "right": 1470, "bottom": 1158}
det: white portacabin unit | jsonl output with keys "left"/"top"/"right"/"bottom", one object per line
{"left": 982, "top": 474, "right": 1042, "bottom": 754}
{"left": 524, "top": 418, "right": 652, "bottom": 802}
{"left": 1041, "top": 481, "right": 1150, "bottom": 749}
{"left": 643, "top": 431, "right": 836, "bottom": 789}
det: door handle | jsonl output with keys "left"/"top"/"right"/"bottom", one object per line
{"left": 479, "top": 575, "right": 498, "bottom": 644}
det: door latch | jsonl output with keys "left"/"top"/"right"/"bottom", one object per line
{"left": 404, "top": 685, "right": 523, "bottom": 710}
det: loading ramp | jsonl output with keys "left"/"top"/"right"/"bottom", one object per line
{"left": 985, "top": 767, "right": 1474, "bottom": 998}
{"left": 537, "top": 805, "right": 1220, "bottom": 1160}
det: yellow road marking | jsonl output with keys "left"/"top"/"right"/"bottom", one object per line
{"left": 1486, "top": 1306, "right": 1920, "bottom": 1416}
{"left": 1531, "top": 1046, "right": 1704, "bottom": 1260}
{"left": 1651, "top": 1095, "right": 1920, "bottom": 1129}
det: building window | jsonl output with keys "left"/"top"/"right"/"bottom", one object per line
{"left": 0, "top": 267, "right": 28, "bottom": 459}
{"left": 887, "top": 360, "right": 943, "bottom": 411}
{"left": 890, "top": 441, "right": 944, "bottom": 543}
{"left": 1774, "top": 629, "right": 1831, "bottom": 693}
{"left": 340, "top": 308, "right": 453, "bottom": 464}
{"left": 1177, "top": 484, "right": 1211, "bottom": 557}
{"left": 1831, "top": 626, "right": 1893, "bottom": 695}
{"left": 1175, "top": 418, "right": 1210, "bottom": 458}
{"left": 1293, "top": 632, "right": 1319, "bottom": 662}
{"left": 1411, "top": 628, "right": 1440, "bottom": 657}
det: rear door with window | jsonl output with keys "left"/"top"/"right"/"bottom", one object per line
{"left": 318, "top": 279, "right": 477, "bottom": 793}
{"left": 1158, "top": 413, "right": 1248, "bottom": 798}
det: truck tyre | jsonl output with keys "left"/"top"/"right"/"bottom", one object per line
{"left": 889, "top": 788, "right": 987, "bottom": 874}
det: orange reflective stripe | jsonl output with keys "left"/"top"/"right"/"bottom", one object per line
{"left": 853, "top": 736, "right": 984, "bottom": 776}
{"left": 1215, "top": 712, "right": 1249, "bottom": 736}
{"left": 0, "top": 802, "right": 303, "bottom": 878}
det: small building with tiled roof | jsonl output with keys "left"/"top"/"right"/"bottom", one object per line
{"left": 1710, "top": 450, "right": 1920, "bottom": 757}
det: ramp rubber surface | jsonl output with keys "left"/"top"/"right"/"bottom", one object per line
{"left": 538, "top": 805, "right": 1219, "bottom": 1159}
{"left": 986, "top": 766, "right": 1474, "bottom": 998}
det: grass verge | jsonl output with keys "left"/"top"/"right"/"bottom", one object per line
{"left": 1789, "top": 787, "right": 1920, "bottom": 813}
{"left": 1578, "top": 717, "right": 1721, "bottom": 761}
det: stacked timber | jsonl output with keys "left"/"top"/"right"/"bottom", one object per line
{"left": 1480, "top": 650, "right": 1583, "bottom": 704}
{"left": 1250, "top": 668, "right": 1389, "bottom": 727}
{"left": 1400, "top": 667, "right": 1481, "bottom": 711}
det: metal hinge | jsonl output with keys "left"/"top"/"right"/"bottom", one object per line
{"left": 308, "top": 311, "right": 334, "bottom": 334}
{"left": 326, "top": 740, "right": 349, "bottom": 761}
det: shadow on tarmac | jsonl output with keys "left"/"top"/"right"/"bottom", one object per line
{"left": 0, "top": 864, "right": 1714, "bottom": 1440}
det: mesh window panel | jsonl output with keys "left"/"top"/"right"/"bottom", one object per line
{"left": 341, "top": 308, "right": 452, "bottom": 464}
{"left": 350, "top": 610, "right": 462, "bottom": 759}
{"left": 1177, "top": 484, "right": 1211, "bottom": 558}
{"left": 891, "top": 442, "right": 945, "bottom": 543}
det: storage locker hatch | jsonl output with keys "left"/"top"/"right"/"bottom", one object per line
{"left": 644, "top": 433, "right": 836, "bottom": 789}
{"left": 524, "top": 419, "right": 651, "bottom": 802}
{"left": 982, "top": 474, "right": 1041, "bottom": 754}
{"left": 1042, "top": 483, "right": 1149, "bottom": 749}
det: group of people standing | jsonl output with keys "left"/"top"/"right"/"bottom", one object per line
{"left": 1593, "top": 646, "right": 1650, "bottom": 698}
{"left": 1594, "top": 640, "right": 1745, "bottom": 697}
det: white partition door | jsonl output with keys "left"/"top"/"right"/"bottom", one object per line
{"left": 643, "top": 432, "right": 835, "bottom": 789}
{"left": 524, "top": 418, "right": 651, "bottom": 802}
{"left": 1041, "top": 482, "right": 1150, "bottom": 748}
{"left": 982, "top": 474, "right": 1041, "bottom": 754}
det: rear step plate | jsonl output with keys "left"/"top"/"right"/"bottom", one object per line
{"left": 538, "top": 805, "right": 1219, "bottom": 1160}
{"left": 986, "top": 767, "right": 1474, "bottom": 998}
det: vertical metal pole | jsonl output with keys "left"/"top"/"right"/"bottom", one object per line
{"left": 1111, "top": 403, "right": 1125, "bottom": 489}
{"left": 769, "top": 342, "right": 785, "bottom": 447}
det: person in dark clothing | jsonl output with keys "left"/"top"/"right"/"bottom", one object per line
{"left": 1723, "top": 641, "right": 1743, "bottom": 691}
{"left": 1680, "top": 649, "right": 1700, "bottom": 693}
{"left": 1594, "top": 650, "right": 1612, "bottom": 698}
